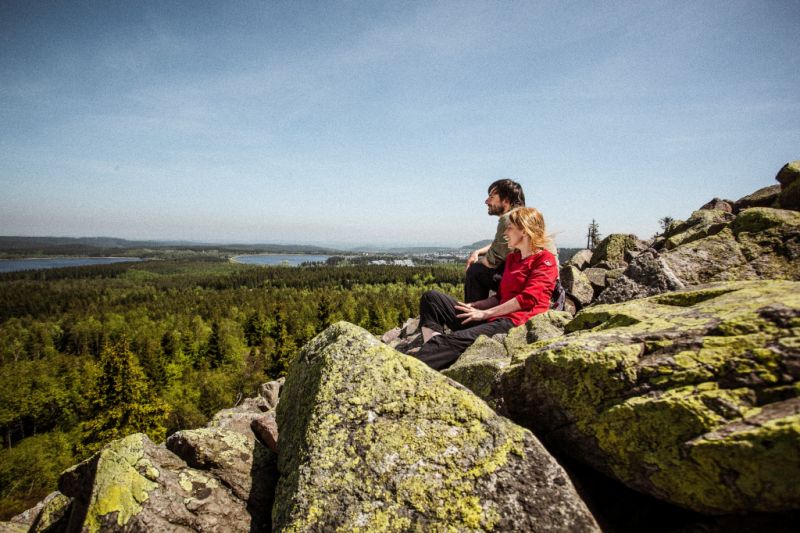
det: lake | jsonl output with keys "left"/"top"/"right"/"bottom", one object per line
{"left": 232, "top": 254, "right": 331, "bottom": 266}
{"left": 0, "top": 257, "right": 143, "bottom": 273}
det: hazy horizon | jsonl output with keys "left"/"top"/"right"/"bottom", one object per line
{"left": 2, "top": 1, "right": 799, "bottom": 249}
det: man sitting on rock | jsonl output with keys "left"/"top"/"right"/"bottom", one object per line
{"left": 464, "top": 179, "right": 526, "bottom": 302}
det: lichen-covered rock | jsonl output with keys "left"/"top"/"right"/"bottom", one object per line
{"left": 504, "top": 311, "right": 573, "bottom": 362}
{"left": 590, "top": 234, "right": 644, "bottom": 268}
{"left": 583, "top": 267, "right": 609, "bottom": 292}
{"left": 560, "top": 265, "right": 594, "bottom": 305}
{"left": 275, "top": 322, "right": 600, "bottom": 532}
{"left": 499, "top": 281, "right": 800, "bottom": 514}
{"left": 58, "top": 433, "right": 263, "bottom": 532}
{"left": 9, "top": 491, "right": 69, "bottom": 531}
{"left": 599, "top": 207, "right": 800, "bottom": 304}
{"left": 565, "top": 248, "right": 592, "bottom": 270}
{"left": 596, "top": 250, "right": 686, "bottom": 304}
{"left": 664, "top": 209, "right": 736, "bottom": 250}
{"left": 776, "top": 160, "right": 800, "bottom": 188}
{"left": 734, "top": 184, "right": 781, "bottom": 212}
{"left": 779, "top": 177, "right": 800, "bottom": 211}
{"left": 442, "top": 335, "right": 510, "bottom": 405}
{"left": 28, "top": 491, "right": 71, "bottom": 532}
{"left": 166, "top": 427, "right": 274, "bottom": 505}
{"left": 0, "top": 523, "right": 28, "bottom": 533}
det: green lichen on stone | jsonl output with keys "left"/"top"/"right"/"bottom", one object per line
{"left": 731, "top": 207, "right": 800, "bottom": 235}
{"left": 591, "top": 233, "right": 641, "bottom": 266}
{"left": 77, "top": 434, "right": 159, "bottom": 533}
{"left": 442, "top": 335, "right": 509, "bottom": 405}
{"left": 30, "top": 492, "right": 71, "bottom": 533}
{"left": 275, "top": 322, "right": 530, "bottom": 532}
{"left": 650, "top": 287, "right": 737, "bottom": 307}
{"left": 776, "top": 160, "right": 800, "bottom": 185}
{"left": 682, "top": 410, "right": 800, "bottom": 511}
{"left": 665, "top": 210, "right": 734, "bottom": 249}
{"left": 175, "top": 427, "right": 251, "bottom": 466}
{"left": 178, "top": 469, "right": 219, "bottom": 498}
{"left": 500, "top": 280, "right": 800, "bottom": 513}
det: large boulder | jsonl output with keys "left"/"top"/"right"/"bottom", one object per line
{"left": 499, "top": 280, "right": 800, "bottom": 514}
{"left": 274, "top": 322, "right": 600, "bottom": 532}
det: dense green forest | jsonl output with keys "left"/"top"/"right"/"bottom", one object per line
{"left": 0, "top": 258, "right": 463, "bottom": 518}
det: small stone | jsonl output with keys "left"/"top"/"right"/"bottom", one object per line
{"left": 259, "top": 378, "right": 284, "bottom": 410}
{"left": 252, "top": 411, "right": 279, "bottom": 452}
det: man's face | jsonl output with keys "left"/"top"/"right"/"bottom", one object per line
{"left": 485, "top": 189, "right": 510, "bottom": 216}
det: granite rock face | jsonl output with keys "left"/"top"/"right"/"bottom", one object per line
{"left": 58, "top": 433, "right": 264, "bottom": 532}
{"left": 275, "top": 321, "right": 599, "bottom": 532}
{"left": 499, "top": 280, "right": 800, "bottom": 514}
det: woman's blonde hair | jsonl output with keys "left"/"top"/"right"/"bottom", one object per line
{"left": 507, "top": 207, "right": 552, "bottom": 252}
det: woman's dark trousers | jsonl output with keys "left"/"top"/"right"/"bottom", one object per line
{"left": 414, "top": 290, "right": 512, "bottom": 370}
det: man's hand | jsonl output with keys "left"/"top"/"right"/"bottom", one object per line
{"left": 465, "top": 251, "right": 480, "bottom": 272}
{"left": 455, "top": 302, "right": 490, "bottom": 324}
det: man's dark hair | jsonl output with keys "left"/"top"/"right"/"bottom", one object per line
{"left": 488, "top": 179, "right": 525, "bottom": 207}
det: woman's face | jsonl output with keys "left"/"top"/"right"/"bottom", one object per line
{"left": 504, "top": 222, "right": 526, "bottom": 250}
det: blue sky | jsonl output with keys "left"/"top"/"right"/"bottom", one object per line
{"left": 1, "top": 0, "right": 798, "bottom": 248}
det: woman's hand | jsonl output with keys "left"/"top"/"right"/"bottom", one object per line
{"left": 455, "top": 302, "right": 490, "bottom": 324}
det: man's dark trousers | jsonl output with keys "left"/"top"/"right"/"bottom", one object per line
{"left": 464, "top": 261, "right": 504, "bottom": 303}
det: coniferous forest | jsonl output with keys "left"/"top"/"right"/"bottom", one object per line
{"left": 0, "top": 258, "right": 463, "bottom": 517}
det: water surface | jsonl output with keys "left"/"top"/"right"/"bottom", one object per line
{"left": 0, "top": 257, "right": 142, "bottom": 273}
{"left": 232, "top": 254, "right": 330, "bottom": 266}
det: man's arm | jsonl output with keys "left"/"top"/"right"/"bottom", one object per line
{"left": 465, "top": 244, "right": 491, "bottom": 271}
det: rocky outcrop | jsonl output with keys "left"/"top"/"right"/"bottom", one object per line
{"left": 598, "top": 207, "right": 800, "bottom": 304}
{"left": 274, "top": 322, "right": 599, "bottom": 531}
{"left": 556, "top": 163, "right": 800, "bottom": 308}
{"left": 595, "top": 164, "right": 800, "bottom": 305}
{"left": 58, "top": 433, "right": 265, "bottom": 532}
{"left": 498, "top": 280, "right": 800, "bottom": 514}
{"left": 11, "top": 380, "right": 283, "bottom": 533}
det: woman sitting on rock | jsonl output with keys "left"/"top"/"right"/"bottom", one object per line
{"left": 413, "top": 207, "right": 558, "bottom": 370}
